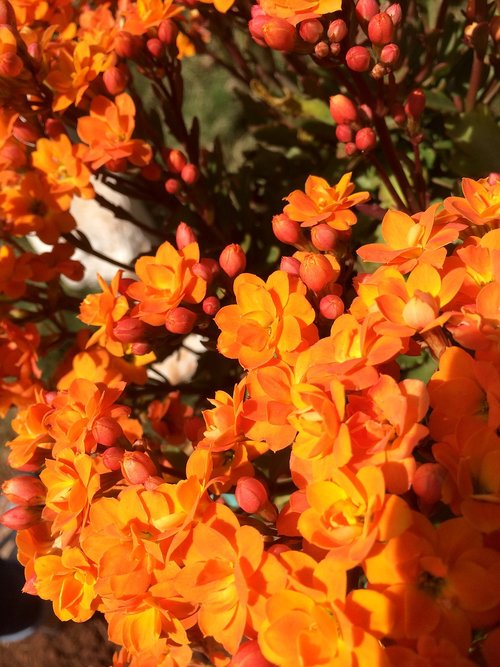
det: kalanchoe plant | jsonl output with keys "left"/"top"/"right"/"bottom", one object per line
{"left": 0, "top": 0, "right": 500, "bottom": 665}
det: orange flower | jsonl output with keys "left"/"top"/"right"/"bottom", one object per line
{"left": 6, "top": 390, "right": 54, "bottom": 469}
{"left": 148, "top": 391, "right": 194, "bottom": 445}
{"left": 77, "top": 94, "right": 152, "bottom": 169}
{"left": 128, "top": 241, "right": 206, "bottom": 326}
{"left": 0, "top": 244, "right": 31, "bottom": 298}
{"left": 259, "top": 0, "right": 341, "bottom": 21}
{"left": 284, "top": 173, "right": 369, "bottom": 230}
{"left": 0, "top": 25, "right": 23, "bottom": 77}
{"left": 215, "top": 270, "right": 318, "bottom": 369}
{"left": 444, "top": 176, "right": 500, "bottom": 232}
{"left": 120, "top": 0, "right": 182, "bottom": 35}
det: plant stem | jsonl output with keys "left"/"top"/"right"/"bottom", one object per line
{"left": 465, "top": 50, "right": 484, "bottom": 112}
{"left": 368, "top": 153, "right": 409, "bottom": 212}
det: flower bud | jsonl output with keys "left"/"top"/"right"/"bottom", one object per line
{"left": 180, "top": 163, "right": 199, "bottom": 185}
{"left": 235, "top": 476, "right": 268, "bottom": 514}
{"left": 131, "top": 341, "right": 152, "bottom": 355}
{"left": 0, "top": 51, "right": 23, "bottom": 77}
{"left": 202, "top": 296, "right": 220, "bottom": 315}
{"left": 107, "top": 157, "right": 128, "bottom": 172}
{"left": 121, "top": 451, "right": 157, "bottom": 485}
{"left": 355, "top": 0, "right": 379, "bottom": 23}
{"left": 359, "top": 104, "right": 373, "bottom": 122}
{"left": 380, "top": 43, "right": 400, "bottom": 66}
{"left": 193, "top": 258, "right": 219, "bottom": 282}
{"left": 165, "top": 307, "right": 197, "bottom": 334}
{"left": 280, "top": 256, "right": 300, "bottom": 275}
{"left": 299, "top": 253, "right": 336, "bottom": 292}
{"left": 298, "top": 19, "right": 323, "bottom": 44}
{"left": 45, "top": 118, "right": 66, "bottom": 138}
{"left": 248, "top": 16, "right": 268, "bottom": 46}
{"left": 146, "top": 37, "right": 163, "bottom": 58}
{"left": 2, "top": 476, "right": 46, "bottom": 506}
{"left": 386, "top": 3, "right": 402, "bottom": 25}
{"left": 319, "top": 294, "right": 344, "bottom": 319}
{"left": 12, "top": 117, "right": 40, "bottom": 145}
{"left": 0, "top": 506, "right": 42, "bottom": 531}
{"left": 314, "top": 41, "right": 330, "bottom": 58}
{"left": 114, "top": 31, "right": 141, "bottom": 59}
{"left": 311, "top": 223, "right": 339, "bottom": 251}
{"left": 141, "top": 162, "right": 162, "bottom": 181}
{"left": 230, "top": 641, "right": 273, "bottom": 667}
{"left": 0, "top": 0, "right": 17, "bottom": 26}
{"left": 27, "top": 42, "right": 41, "bottom": 61}
{"left": 329, "top": 94, "right": 358, "bottom": 124}
{"left": 272, "top": 213, "right": 303, "bottom": 245}
{"left": 164, "top": 178, "right": 180, "bottom": 194}
{"left": 390, "top": 102, "right": 406, "bottom": 125}
{"left": 144, "top": 475, "right": 163, "bottom": 490}
{"left": 327, "top": 19, "right": 347, "bottom": 42}
{"left": 413, "top": 463, "right": 445, "bottom": 505}
{"left": 102, "top": 446, "right": 124, "bottom": 471}
{"left": 167, "top": 149, "right": 187, "bottom": 173}
{"left": 103, "top": 66, "right": 128, "bottom": 95}
{"left": 346, "top": 46, "right": 371, "bottom": 72}
{"left": 175, "top": 222, "right": 196, "bottom": 250}
{"left": 113, "top": 317, "right": 144, "bottom": 343}
{"left": 405, "top": 89, "right": 426, "bottom": 118}
{"left": 92, "top": 416, "right": 123, "bottom": 447}
{"left": 368, "top": 12, "right": 394, "bottom": 45}
{"left": 219, "top": 243, "right": 246, "bottom": 278}
{"left": 158, "top": 20, "right": 178, "bottom": 44}
{"left": 355, "top": 127, "right": 376, "bottom": 151}
{"left": 345, "top": 142, "right": 358, "bottom": 156}
{"left": 262, "top": 18, "right": 297, "bottom": 52}
{"left": 335, "top": 124, "right": 353, "bottom": 143}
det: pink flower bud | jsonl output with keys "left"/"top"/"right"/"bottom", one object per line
{"left": 386, "top": 3, "right": 402, "bottom": 25}
{"left": 272, "top": 213, "right": 303, "bottom": 245}
{"left": 329, "top": 94, "right": 358, "bottom": 124}
{"left": 355, "top": 127, "right": 376, "bottom": 151}
{"left": 2, "top": 476, "right": 46, "bottom": 506}
{"left": 141, "top": 163, "right": 162, "bottom": 181}
{"left": 0, "top": 506, "right": 42, "bottom": 531}
{"left": 235, "top": 476, "right": 268, "bottom": 514}
{"left": 176, "top": 222, "right": 196, "bottom": 250}
{"left": 131, "top": 341, "right": 152, "bottom": 355}
{"left": 345, "top": 142, "right": 358, "bottom": 156}
{"left": 319, "top": 294, "right": 344, "bottom": 319}
{"left": 102, "top": 446, "right": 124, "bottom": 471}
{"left": 380, "top": 43, "right": 400, "bottom": 66}
{"left": 164, "top": 178, "right": 180, "bottom": 194}
{"left": 165, "top": 307, "right": 197, "bottom": 334}
{"left": 345, "top": 46, "right": 372, "bottom": 72}
{"left": 230, "top": 640, "right": 273, "bottom": 667}
{"left": 262, "top": 18, "right": 297, "bottom": 52}
{"left": 314, "top": 41, "right": 330, "bottom": 58}
{"left": 92, "top": 416, "right": 123, "bottom": 447}
{"left": 12, "top": 118, "right": 40, "bottom": 145}
{"left": 192, "top": 259, "right": 215, "bottom": 282}
{"left": 45, "top": 118, "right": 66, "bottom": 138}
{"left": 0, "top": 51, "right": 23, "bottom": 77}
{"left": 180, "top": 163, "right": 199, "bottom": 185}
{"left": 219, "top": 243, "right": 246, "bottom": 278}
{"left": 327, "top": 19, "right": 348, "bottom": 42}
{"left": 103, "top": 66, "right": 128, "bottom": 95}
{"left": 146, "top": 37, "right": 163, "bottom": 58}
{"left": 311, "top": 223, "right": 339, "bottom": 251}
{"left": 368, "top": 12, "right": 394, "bottom": 45}
{"left": 158, "top": 20, "right": 178, "bottom": 44}
{"left": 280, "top": 256, "right": 301, "bottom": 276}
{"left": 248, "top": 16, "right": 268, "bottom": 46}
{"left": 113, "top": 317, "right": 146, "bottom": 343}
{"left": 355, "top": 0, "right": 379, "bottom": 23}
{"left": 335, "top": 124, "right": 353, "bottom": 143}
{"left": 299, "top": 253, "right": 336, "bottom": 292}
{"left": 298, "top": 19, "right": 323, "bottom": 44}
{"left": 413, "top": 463, "right": 445, "bottom": 505}
{"left": 405, "top": 89, "right": 426, "bottom": 118}
{"left": 114, "top": 31, "right": 141, "bottom": 59}
{"left": 167, "top": 149, "right": 187, "bottom": 173}
{"left": 121, "top": 451, "right": 157, "bottom": 485}
{"left": 202, "top": 296, "right": 220, "bottom": 315}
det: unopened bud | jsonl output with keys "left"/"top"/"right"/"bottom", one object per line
{"left": 165, "top": 307, "right": 197, "bottom": 334}
{"left": 202, "top": 296, "right": 220, "bottom": 315}
{"left": 380, "top": 43, "right": 400, "bottom": 66}
{"left": 355, "top": 127, "right": 376, "bottom": 151}
{"left": 2, "top": 476, "right": 46, "bottom": 506}
{"left": 314, "top": 41, "right": 330, "bottom": 58}
{"left": 390, "top": 102, "right": 406, "bottom": 125}
{"left": 386, "top": 3, "right": 402, "bottom": 25}
{"left": 115, "top": 31, "right": 141, "bottom": 59}
{"left": 158, "top": 20, "right": 178, "bottom": 44}
{"left": 193, "top": 258, "right": 219, "bottom": 282}
{"left": 299, "top": 253, "right": 336, "bottom": 292}
{"left": 346, "top": 46, "right": 372, "bottom": 72}
{"left": 298, "top": 19, "right": 323, "bottom": 44}
{"left": 167, "top": 149, "right": 187, "bottom": 173}
{"left": 102, "top": 446, "right": 124, "bottom": 471}
{"left": 262, "top": 18, "right": 297, "bottom": 52}
{"left": 230, "top": 640, "right": 274, "bottom": 667}
{"left": 103, "top": 66, "right": 128, "bottom": 95}
{"left": 176, "top": 222, "right": 196, "bottom": 250}
{"left": 0, "top": 51, "right": 23, "bottom": 77}
{"left": 219, "top": 243, "right": 246, "bottom": 278}
{"left": 131, "top": 341, "right": 152, "bottom": 355}
{"left": 0, "top": 0, "right": 17, "bottom": 26}
{"left": 12, "top": 117, "right": 40, "bottom": 144}
{"left": 45, "top": 118, "right": 66, "bottom": 138}
{"left": 272, "top": 213, "right": 303, "bottom": 245}
{"left": 121, "top": 450, "right": 157, "bottom": 485}
{"left": 368, "top": 12, "right": 394, "bottom": 45}
{"left": 413, "top": 463, "right": 445, "bottom": 505}
{"left": 280, "top": 256, "right": 301, "bottom": 276}
{"left": 146, "top": 37, "right": 163, "bottom": 58}
{"left": 311, "top": 224, "right": 339, "bottom": 251}
{"left": 165, "top": 178, "right": 180, "bottom": 194}
{"left": 0, "top": 506, "right": 42, "bottom": 530}
{"left": 319, "top": 294, "right": 344, "bottom": 319}
{"left": 335, "top": 124, "right": 353, "bottom": 143}
{"left": 92, "top": 416, "right": 124, "bottom": 447}
{"left": 329, "top": 94, "right": 358, "bottom": 124}
{"left": 248, "top": 16, "right": 268, "bottom": 46}
{"left": 180, "top": 163, "right": 199, "bottom": 185}
{"left": 327, "top": 19, "right": 347, "bottom": 42}
{"left": 345, "top": 142, "right": 358, "bottom": 156}
{"left": 235, "top": 476, "right": 268, "bottom": 514}
{"left": 405, "top": 89, "right": 426, "bottom": 118}
{"left": 355, "top": 0, "right": 379, "bottom": 23}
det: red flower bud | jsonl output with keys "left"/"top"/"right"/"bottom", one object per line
{"left": 180, "top": 163, "right": 199, "bottom": 185}
{"left": 230, "top": 640, "right": 273, "bottom": 667}
{"left": 12, "top": 117, "right": 40, "bottom": 145}
{"left": 45, "top": 118, "right": 66, "bottom": 138}
{"left": 103, "top": 66, "right": 128, "bottom": 95}
{"left": 355, "top": 127, "right": 376, "bottom": 151}
{"left": 248, "top": 16, "right": 268, "bottom": 46}
{"left": 102, "top": 446, "right": 124, "bottom": 471}
{"left": 314, "top": 41, "right": 330, "bottom": 58}
{"left": 114, "top": 31, "right": 141, "bottom": 59}
{"left": 121, "top": 451, "right": 157, "bottom": 485}
{"left": 131, "top": 341, "right": 152, "bottom": 355}
{"left": 380, "top": 42, "right": 400, "bottom": 66}
{"left": 345, "top": 46, "right": 372, "bottom": 72}
{"left": 202, "top": 296, "right": 220, "bottom": 315}
{"left": 0, "top": 51, "right": 23, "bottom": 77}
{"left": 176, "top": 222, "right": 196, "bottom": 250}
{"left": 386, "top": 3, "right": 402, "bottom": 25}
{"left": 319, "top": 294, "right": 344, "bottom": 319}
{"left": 165, "top": 178, "right": 180, "bottom": 194}
{"left": 299, "top": 253, "right": 336, "bottom": 292}
{"left": 166, "top": 149, "right": 187, "bottom": 173}
{"left": 165, "top": 307, "right": 197, "bottom": 334}
{"left": 368, "top": 12, "right": 394, "bottom": 45}
{"left": 298, "top": 19, "right": 323, "bottom": 44}
{"left": 311, "top": 223, "right": 339, "bottom": 251}
{"left": 158, "top": 20, "right": 178, "bottom": 44}
{"left": 235, "top": 476, "right": 268, "bottom": 514}
{"left": 146, "top": 37, "right": 163, "bottom": 58}
{"left": 92, "top": 416, "right": 124, "bottom": 447}
{"left": 390, "top": 102, "right": 406, "bottom": 125}
{"left": 345, "top": 142, "right": 358, "bottom": 156}
{"left": 327, "top": 19, "right": 347, "bottom": 42}
{"left": 280, "top": 256, "right": 300, "bottom": 276}
{"left": 355, "top": 0, "right": 379, "bottom": 23}
{"left": 2, "top": 476, "right": 46, "bottom": 506}
{"left": 0, "top": 506, "right": 42, "bottom": 531}
{"left": 272, "top": 213, "right": 303, "bottom": 245}
{"left": 193, "top": 258, "right": 218, "bottom": 282}
{"left": 335, "top": 124, "right": 353, "bottom": 143}
{"left": 413, "top": 463, "right": 445, "bottom": 505}
{"left": 219, "top": 243, "right": 246, "bottom": 278}
{"left": 141, "top": 163, "right": 162, "bottom": 181}
{"left": 329, "top": 94, "right": 358, "bottom": 124}
{"left": 0, "top": 0, "right": 17, "bottom": 26}
{"left": 262, "top": 18, "right": 297, "bottom": 52}
{"left": 405, "top": 89, "right": 426, "bottom": 118}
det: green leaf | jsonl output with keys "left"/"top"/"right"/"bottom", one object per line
{"left": 445, "top": 105, "right": 500, "bottom": 177}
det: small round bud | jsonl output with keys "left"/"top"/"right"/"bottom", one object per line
{"left": 405, "top": 89, "right": 426, "bottom": 118}
{"left": 121, "top": 451, "right": 157, "bottom": 485}
{"left": 311, "top": 223, "right": 339, "bottom": 251}
{"left": 299, "top": 253, "right": 336, "bottom": 292}
{"left": 114, "top": 31, "right": 141, "bottom": 59}
{"left": 298, "top": 19, "right": 323, "bottom": 44}
{"left": 314, "top": 41, "right": 330, "bottom": 58}
{"left": 202, "top": 296, "right": 221, "bottom": 315}
{"left": 345, "top": 141, "right": 358, "bottom": 156}
{"left": 355, "top": 127, "right": 377, "bottom": 151}
{"left": 158, "top": 20, "right": 178, "bottom": 44}
{"left": 235, "top": 476, "right": 268, "bottom": 514}
{"left": 113, "top": 317, "right": 146, "bottom": 344}
{"left": 280, "top": 256, "right": 301, "bottom": 276}
{"left": 413, "top": 463, "right": 445, "bottom": 505}
{"left": 176, "top": 222, "right": 196, "bottom": 250}
{"left": 272, "top": 213, "right": 303, "bottom": 245}
{"left": 92, "top": 416, "right": 124, "bottom": 447}
{"left": 164, "top": 178, "right": 180, "bottom": 194}
{"left": 355, "top": 0, "right": 379, "bottom": 23}
{"left": 335, "top": 124, "right": 353, "bottom": 143}
{"left": 131, "top": 341, "right": 152, "bottom": 355}
{"left": 180, "top": 163, "right": 199, "bottom": 185}
{"left": 166, "top": 149, "right": 187, "bottom": 173}
{"left": 329, "top": 94, "right": 358, "bottom": 124}
{"left": 193, "top": 258, "right": 219, "bottom": 282}
{"left": 346, "top": 46, "right": 371, "bottom": 72}
{"left": 319, "top": 294, "right": 344, "bottom": 319}
{"left": 262, "top": 18, "right": 297, "bottom": 52}
{"left": 368, "top": 12, "right": 394, "bottom": 45}
{"left": 380, "top": 43, "right": 400, "bottom": 66}
{"left": 219, "top": 243, "right": 246, "bottom": 278}
{"left": 330, "top": 42, "right": 341, "bottom": 56}
{"left": 146, "top": 37, "right": 163, "bottom": 58}
{"left": 165, "top": 307, "right": 197, "bottom": 334}
{"left": 248, "top": 16, "right": 268, "bottom": 46}
{"left": 103, "top": 66, "right": 128, "bottom": 95}
{"left": 327, "top": 18, "right": 347, "bottom": 42}
{"left": 386, "top": 3, "right": 402, "bottom": 25}
{"left": 12, "top": 117, "right": 40, "bottom": 144}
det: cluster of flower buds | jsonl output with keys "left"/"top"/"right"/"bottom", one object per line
{"left": 0, "top": 475, "right": 46, "bottom": 530}
{"left": 329, "top": 94, "right": 377, "bottom": 155}
{"left": 162, "top": 149, "right": 199, "bottom": 194}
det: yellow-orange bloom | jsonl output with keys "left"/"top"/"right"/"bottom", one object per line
{"left": 444, "top": 176, "right": 500, "bottom": 232}
{"left": 259, "top": 0, "right": 341, "bottom": 21}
